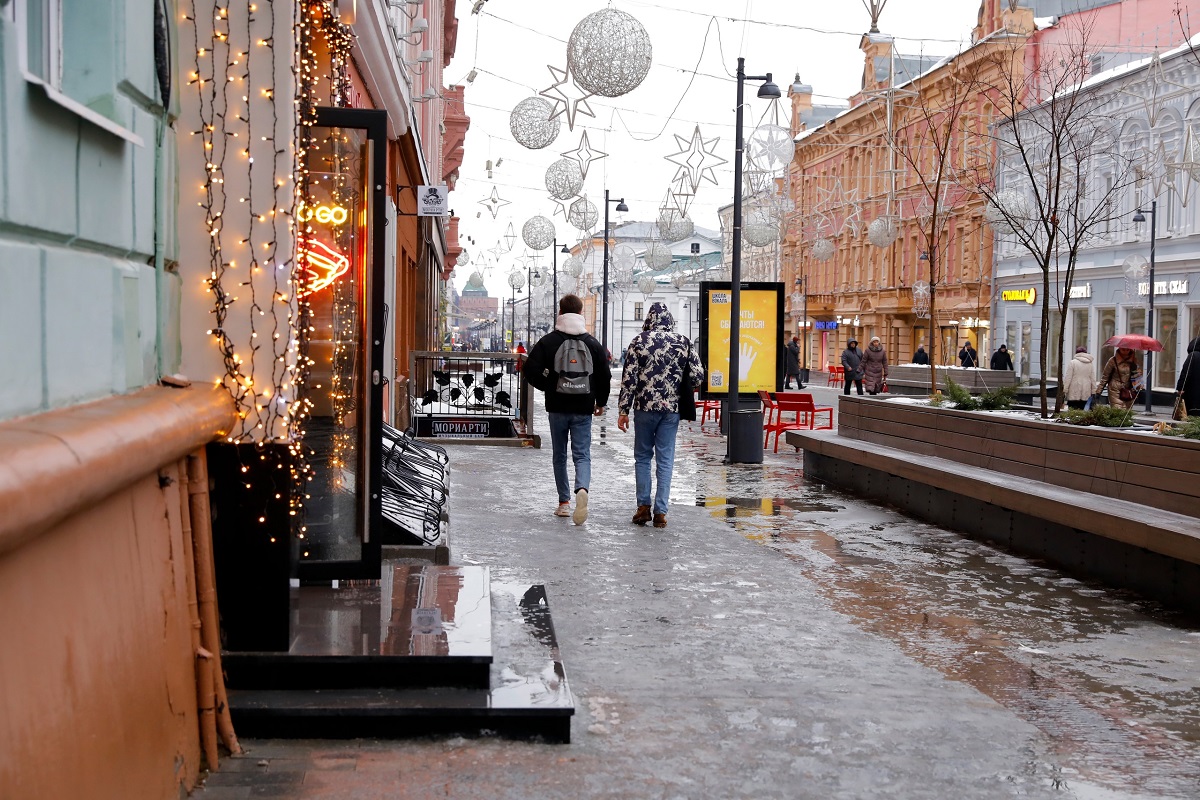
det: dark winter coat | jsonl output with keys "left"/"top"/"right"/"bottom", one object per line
{"left": 522, "top": 313, "right": 611, "bottom": 415}
{"left": 861, "top": 343, "right": 888, "bottom": 392}
{"left": 959, "top": 345, "right": 980, "bottom": 368}
{"left": 785, "top": 340, "right": 801, "bottom": 376}
{"left": 840, "top": 346, "right": 864, "bottom": 381}
{"left": 1177, "top": 336, "right": 1200, "bottom": 414}
{"left": 912, "top": 347, "right": 929, "bottom": 365}
{"left": 618, "top": 303, "right": 705, "bottom": 415}
{"left": 990, "top": 348, "right": 1014, "bottom": 370}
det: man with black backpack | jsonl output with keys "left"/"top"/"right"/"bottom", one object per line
{"left": 522, "top": 294, "right": 611, "bottom": 524}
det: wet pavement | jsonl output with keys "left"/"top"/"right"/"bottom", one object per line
{"left": 193, "top": 383, "right": 1200, "bottom": 799}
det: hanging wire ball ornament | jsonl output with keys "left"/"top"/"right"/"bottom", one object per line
{"left": 637, "top": 275, "right": 657, "bottom": 295}
{"left": 866, "top": 216, "right": 900, "bottom": 248}
{"left": 743, "top": 209, "right": 779, "bottom": 247}
{"left": 656, "top": 209, "right": 694, "bottom": 243}
{"left": 522, "top": 215, "right": 556, "bottom": 250}
{"left": 811, "top": 238, "right": 836, "bottom": 262}
{"left": 671, "top": 269, "right": 689, "bottom": 289}
{"left": 509, "top": 96, "right": 561, "bottom": 150}
{"left": 544, "top": 158, "right": 584, "bottom": 200}
{"left": 467, "top": 271, "right": 485, "bottom": 289}
{"left": 747, "top": 123, "right": 796, "bottom": 173}
{"left": 507, "top": 270, "right": 526, "bottom": 290}
{"left": 563, "top": 255, "right": 584, "bottom": 277}
{"left": 455, "top": 248, "right": 470, "bottom": 266}
{"left": 612, "top": 243, "right": 637, "bottom": 270}
{"left": 643, "top": 242, "right": 674, "bottom": 270}
{"left": 567, "top": 8, "right": 653, "bottom": 99}
{"left": 568, "top": 197, "right": 599, "bottom": 231}
{"left": 529, "top": 269, "right": 546, "bottom": 288}
{"left": 984, "top": 189, "right": 1031, "bottom": 235}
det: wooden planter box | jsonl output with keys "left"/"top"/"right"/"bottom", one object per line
{"left": 837, "top": 397, "right": 1200, "bottom": 518}
{"left": 885, "top": 365, "right": 1018, "bottom": 396}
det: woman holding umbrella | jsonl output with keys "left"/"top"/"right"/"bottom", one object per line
{"left": 1096, "top": 341, "right": 1144, "bottom": 410}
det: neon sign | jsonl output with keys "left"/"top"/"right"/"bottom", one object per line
{"left": 298, "top": 237, "right": 350, "bottom": 297}
{"left": 1001, "top": 287, "right": 1037, "bottom": 305}
{"left": 299, "top": 202, "right": 349, "bottom": 226}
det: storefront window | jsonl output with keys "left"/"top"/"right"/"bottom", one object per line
{"left": 1154, "top": 307, "right": 1178, "bottom": 390}
{"left": 1097, "top": 308, "right": 1114, "bottom": 367}
{"left": 1047, "top": 310, "right": 1061, "bottom": 379}
{"left": 1127, "top": 307, "right": 1146, "bottom": 336}
{"left": 1075, "top": 307, "right": 1094, "bottom": 357}
{"left": 1190, "top": 306, "right": 1200, "bottom": 343}
{"left": 1020, "top": 321, "right": 1032, "bottom": 377}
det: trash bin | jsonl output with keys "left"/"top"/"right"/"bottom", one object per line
{"left": 799, "top": 368, "right": 810, "bottom": 386}
{"left": 726, "top": 408, "right": 764, "bottom": 464}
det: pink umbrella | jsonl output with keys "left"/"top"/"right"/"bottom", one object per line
{"left": 1104, "top": 334, "right": 1163, "bottom": 352}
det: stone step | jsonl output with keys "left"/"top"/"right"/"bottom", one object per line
{"left": 224, "top": 565, "right": 493, "bottom": 690}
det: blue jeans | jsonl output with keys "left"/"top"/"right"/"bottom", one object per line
{"left": 548, "top": 412, "right": 593, "bottom": 503}
{"left": 633, "top": 411, "right": 680, "bottom": 515}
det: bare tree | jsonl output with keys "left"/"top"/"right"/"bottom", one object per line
{"left": 967, "top": 21, "right": 1137, "bottom": 416}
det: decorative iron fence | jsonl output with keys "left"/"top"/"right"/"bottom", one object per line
{"left": 407, "top": 351, "right": 531, "bottom": 438}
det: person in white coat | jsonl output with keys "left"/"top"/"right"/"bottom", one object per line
{"left": 1062, "top": 346, "right": 1095, "bottom": 409}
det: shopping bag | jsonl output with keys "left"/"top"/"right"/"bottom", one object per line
{"left": 1084, "top": 393, "right": 1097, "bottom": 411}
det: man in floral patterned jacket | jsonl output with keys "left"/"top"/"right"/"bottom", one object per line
{"left": 617, "top": 303, "right": 705, "bottom": 529}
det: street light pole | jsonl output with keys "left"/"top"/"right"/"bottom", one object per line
{"left": 727, "top": 57, "right": 780, "bottom": 464}
{"left": 553, "top": 241, "right": 568, "bottom": 319}
{"left": 1133, "top": 201, "right": 1157, "bottom": 413}
{"left": 602, "top": 191, "right": 629, "bottom": 359}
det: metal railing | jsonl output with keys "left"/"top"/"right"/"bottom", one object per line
{"left": 407, "top": 351, "right": 532, "bottom": 437}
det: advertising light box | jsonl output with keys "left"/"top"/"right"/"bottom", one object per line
{"left": 698, "top": 281, "right": 784, "bottom": 400}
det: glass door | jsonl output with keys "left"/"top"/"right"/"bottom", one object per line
{"left": 297, "top": 108, "right": 387, "bottom": 581}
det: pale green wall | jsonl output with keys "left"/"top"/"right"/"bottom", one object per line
{"left": 0, "top": 1, "right": 179, "bottom": 421}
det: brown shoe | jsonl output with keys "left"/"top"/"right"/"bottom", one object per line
{"left": 653, "top": 513, "right": 667, "bottom": 528}
{"left": 632, "top": 505, "right": 652, "bottom": 526}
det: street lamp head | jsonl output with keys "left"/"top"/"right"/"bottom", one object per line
{"left": 757, "top": 74, "right": 781, "bottom": 99}
{"left": 615, "top": 200, "right": 629, "bottom": 212}
{"left": 1133, "top": 210, "right": 1146, "bottom": 223}
{"left": 919, "top": 251, "right": 929, "bottom": 261}
{"left": 560, "top": 243, "right": 570, "bottom": 253}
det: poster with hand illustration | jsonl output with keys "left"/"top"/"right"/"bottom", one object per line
{"left": 698, "top": 282, "right": 784, "bottom": 400}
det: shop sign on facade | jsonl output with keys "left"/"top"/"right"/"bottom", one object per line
{"left": 814, "top": 320, "right": 838, "bottom": 330}
{"left": 1068, "top": 283, "right": 1091, "bottom": 299}
{"left": 1001, "top": 287, "right": 1037, "bottom": 304}
{"left": 1137, "top": 280, "right": 1189, "bottom": 296}
{"left": 417, "top": 185, "right": 449, "bottom": 217}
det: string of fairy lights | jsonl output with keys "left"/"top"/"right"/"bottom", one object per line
{"left": 185, "top": 0, "right": 356, "bottom": 545}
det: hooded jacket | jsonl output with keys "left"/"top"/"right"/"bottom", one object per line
{"left": 840, "top": 345, "right": 863, "bottom": 380}
{"left": 1177, "top": 336, "right": 1200, "bottom": 413}
{"left": 522, "top": 313, "right": 611, "bottom": 414}
{"left": 1062, "top": 352, "right": 1095, "bottom": 402}
{"left": 618, "top": 303, "right": 705, "bottom": 415}
{"left": 861, "top": 341, "right": 888, "bottom": 391}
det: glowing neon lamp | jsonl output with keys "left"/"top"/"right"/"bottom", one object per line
{"left": 298, "top": 237, "right": 350, "bottom": 296}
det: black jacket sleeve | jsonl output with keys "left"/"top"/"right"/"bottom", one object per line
{"left": 588, "top": 335, "right": 612, "bottom": 408}
{"left": 522, "top": 333, "right": 558, "bottom": 392}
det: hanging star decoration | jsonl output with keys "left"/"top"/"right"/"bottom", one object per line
{"left": 488, "top": 240, "right": 506, "bottom": 262}
{"left": 665, "top": 125, "right": 728, "bottom": 193}
{"left": 538, "top": 64, "right": 595, "bottom": 132}
{"left": 1120, "top": 52, "right": 1189, "bottom": 128}
{"left": 814, "top": 179, "right": 863, "bottom": 237}
{"left": 550, "top": 194, "right": 577, "bottom": 219}
{"left": 561, "top": 130, "right": 607, "bottom": 180}
{"left": 503, "top": 222, "right": 517, "bottom": 252}
{"left": 668, "top": 173, "right": 695, "bottom": 216}
{"left": 479, "top": 187, "right": 511, "bottom": 220}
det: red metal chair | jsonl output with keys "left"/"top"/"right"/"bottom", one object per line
{"left": 768, "top": 393, "right": 833, "bottom": 452}
{"left": 757, "top": 390, "right": 779, "bottom": 447}
{"left": 827, "top": 366, "right": 844, "bottom": 388}
{"left": 698, "top": 390, "right": 721, "bottom": 427}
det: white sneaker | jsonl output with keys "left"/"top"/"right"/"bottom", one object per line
{"left": 554, "top": 502, "right": 571, "bottom": 517}
{"left": 572, "top": 489, "right": 589, "bottom": 525}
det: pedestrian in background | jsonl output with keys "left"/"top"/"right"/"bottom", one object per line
{"left": 840, "top": 338, "right": 864, "bottom": 396}
{"left": 959, "top": 341, "right": 980, "bottom": 368}
{"left": 912, "top": 344, "right": 929, "bottom": 365}
{"left": 990, "top": 344, "right": 1014, "bottom": 371}
{"left": 1062, "top": 346, "right": 1094, "bottom": 410}
{"left": 522, "top": 295, "right": 611, "bottom": 524}
{"left": 784, "top": 335, "right": 802, "bottom": 389}
{"left": 1176, "top": 336, "right": 1200, "bottom": 417}
{"left": 617, "top": 303, "right": 705, "bottom": 529}
{"left": 862, "top": 336, "right": 888, "bottom": 395}
{"left": 1096, "top": 347, "right": 1141, "bottom": 410}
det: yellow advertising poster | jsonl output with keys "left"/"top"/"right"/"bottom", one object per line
{"left": 705, "top": 286, "right": 780, "bottom": 396}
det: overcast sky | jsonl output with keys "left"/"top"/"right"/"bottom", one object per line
{"left": 445, "top": 0, "right": 983, "bottom": 298}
